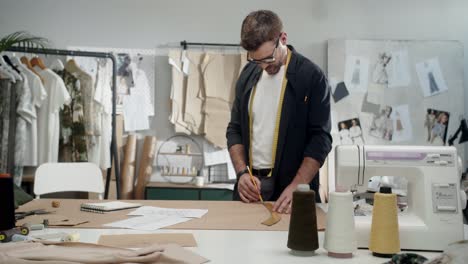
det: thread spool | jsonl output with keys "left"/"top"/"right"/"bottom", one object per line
{"left": 369, "top": 186, "right": 400, "bottom": 258}
{"left": 0, "top": 174, "right": 16, "bottom": 231}
{"left": 324, "top": 190, "right": 356, "bottom": 258}
{"left": 287, "top": 184, "right": 319, "bottom": 255}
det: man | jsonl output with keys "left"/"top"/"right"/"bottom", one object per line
{"left": 226, "top": 10, "right": 332, "bottom": 213}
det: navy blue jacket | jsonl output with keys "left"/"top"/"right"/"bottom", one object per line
{"left": 226, "top": 46, "right": 332, "bottom": 202}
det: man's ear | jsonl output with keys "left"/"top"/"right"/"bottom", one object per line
{"left": 280, "top": 32, "right": 288, "bottom": 45}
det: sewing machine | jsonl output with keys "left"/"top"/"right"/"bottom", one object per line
{"left": 335, "top": 145, "right": 465, "bottom": 251}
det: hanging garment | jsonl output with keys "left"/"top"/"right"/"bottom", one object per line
{"left": 36, "top": 68, "right": 71, "bottom": 164}
{"left": 131, "top": 64, "right": 154, "bottom": 117}
{"left": 17, "top": 64, "right": 47, "bottom": 166}
{"left": 12, "top": 73, "right": 35, "bottom": 186}
{"left": 168, "top": 49, "right": 190, "bottom": 134}
{"left": 55, "top": 69, "right": 89, "bottom": 162}
{"left": 183, "top": 51, "right": 205, "bottom": 135}
{"left": 0, "top": 78, "right": 12, "bottom": 173}
{"left": 94, "top": 59, "right": 113, "bottom": 169}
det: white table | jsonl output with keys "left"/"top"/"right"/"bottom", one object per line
{"left": 29, "top": 226, "right": 468, "bottom": 264}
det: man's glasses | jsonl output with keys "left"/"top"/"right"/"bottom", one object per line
{"left": 247, "top": 37, "right": 280, "bottom": 64}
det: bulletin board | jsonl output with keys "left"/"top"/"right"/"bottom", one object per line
{"left": 326, "top": 39, "right": 465, "bottom": 191}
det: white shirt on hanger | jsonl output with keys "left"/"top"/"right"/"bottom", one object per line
{"left": 36, "top": 68, "right": 71, "bottom": 164}
{"left": 16, "top": 65, "right": 47, "bottom": 166}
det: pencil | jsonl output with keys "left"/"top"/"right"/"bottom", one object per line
{"left": 247, "top": 166, "right": 263, "bottom": 203}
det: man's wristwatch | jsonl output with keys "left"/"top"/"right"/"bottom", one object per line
{"left": 236, "top": 168, "right": 249, "bottom": 178}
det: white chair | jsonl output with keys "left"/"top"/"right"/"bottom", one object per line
{"left": 34, "top": 162, "right": 105, "bottom": 199}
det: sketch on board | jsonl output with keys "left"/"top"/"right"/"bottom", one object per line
{"left": 369, "top": 105, "right": 394, "bottom": 141}
{"left": 387, "top": 50, "right": 411, "bottom": 88}
{"left": 424, "top": 109, "right": 450, "bottom": 145}
{"left": 391, "top": 105, "right": 412, "bottom": 142}
{"left": 416, "top": 58, "right": 448, "bottom": 97}
{"left": 372, "top": 52, "right": 392, "bottom": 85}
{"left": 338, "top": 118, "right": 365, "bottom": 145}
{"left": 344, "top": 56, "right": 369, "bottom": 93}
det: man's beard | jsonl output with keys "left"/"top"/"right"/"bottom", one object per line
{"left": 265, "top": 62, "right": 282, "bottom": 75}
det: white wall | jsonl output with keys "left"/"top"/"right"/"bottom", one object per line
{"left": 1, "top": 0, "right": 468, "bottom": 143}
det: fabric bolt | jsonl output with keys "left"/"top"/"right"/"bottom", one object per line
{"left": 55, "top": 69, "right": 89, "bottom": 162}
{"left": 184, "top": 51, "right": 205, "bottom": 135}
{"left": 0, "top": 241, "right": 209, "bottom": 264}
{"left": 249, "top": 66, "right": 285, "bottom": 169}
{"left": 201, "top": 53, "right": 241, "bottom": 104}
{"left": 0, "top": 79, "right": 12, "bottom": 173}
{"left": 36, "top": 68, "right": 71, "bottom": 164}
{"left": 17, "top": 64, "right": 47, "bottom": 166}
{"left": 203, "top": 97, "right": 231, "bottom": 148}
{"left": 168, "top": 49, "right": 191, "bottom": 134}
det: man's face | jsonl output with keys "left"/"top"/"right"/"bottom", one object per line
{"left": 247, "top": 33, "right": 286, "bottom": 75}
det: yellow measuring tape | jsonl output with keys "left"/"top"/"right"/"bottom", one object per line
{"left": 248, "top": 49, "right": 292, "bottom": 176}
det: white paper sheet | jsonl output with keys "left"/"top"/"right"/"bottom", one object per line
{"left": 226, "top": 149, "right": 236, "bottom": 180}
{"left": 128, "top": 206, "right": 208, "bottom": 218}
{"left": 203, "top": 149, "right": 228, "bottom": 166}
{"left": 387, "top": 50, "right": 411, "bottom": 88}
{"left": 344, "top": 55, "right": 369, "bottom": 93}
{"left": 390, "top": 104, "right": 413, "bottom": 142}
{"left": 103, "top": 215, "right": 191, "bottom": 231}
{"left": 415, "top": 58, "right": 448, "bottom": 97}
{"left": 122, "top": 94, "right": 150, "bottom": 131}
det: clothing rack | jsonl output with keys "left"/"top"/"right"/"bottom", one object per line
{"left": 180, "top": 40, "right": 241, "bottom": 50}
{"left": 6, "top": 46, "right": 121, "bottom": 199}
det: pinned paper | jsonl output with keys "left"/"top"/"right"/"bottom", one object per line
{"left": 332, "top": 82, "right": 350, "bottom": 103}
{"left": 344, "top": 56, "right": 369, "bottom": 93}
{"left": 415, "top": 58, "right": 448, "bottom": 97}
{"left": 387, "top": 50, "right": 411, "bottom": 88}
{"left": 424, "top": 108, "right": 450, "bottom": 145}
{"left": 391, "top": 105, "right": 412, "bottom": 142}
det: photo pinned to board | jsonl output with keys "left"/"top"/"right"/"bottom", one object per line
{"left": 369, "top": 105, "right": 394, "bottom": 141}
{"left": 338, "top": 118, "right": 365, "bottom": 145}
{"left": 391, "top": 105, "right": 413, "bottom": 142}
{"left": 344, "top": 55, "right": 369, "bottom": 93}
{"left": 371, "top": 52, "right": 392, "bottom": 85}
{"left": 415, "top": 58, "right": 448, "bottom": 97}
{"left": 424, "top": 109, "right": 450, "bottom": 145}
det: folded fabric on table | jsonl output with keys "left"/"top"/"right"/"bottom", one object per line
{"left": 0, "top": 240, "right": 209, "bottom": 264}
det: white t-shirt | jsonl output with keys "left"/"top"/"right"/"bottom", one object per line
{"left": 250, "top": 66, "right": 285, "bottom": 169}
{"left": 36, "top": 68, "right": 71, "bottom": 164}
{"left": 18, "top": 65, "right": 47, "bottom": 166}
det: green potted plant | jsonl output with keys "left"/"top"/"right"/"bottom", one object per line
{"left": 0, "top": 31, "right": 49, "bottom": 53}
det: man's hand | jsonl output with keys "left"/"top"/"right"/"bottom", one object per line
{"left": 273, "top": 183, "right": 298, "bottom": 214}
{"left": 237, "top": 173, "right": 261, "bottom": 203}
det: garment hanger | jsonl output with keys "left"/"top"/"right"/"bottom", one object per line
{"left": 30, "top": 55, "right": 47, "bottom": 70}
{"left": 65, "top": 58, "right": 84, "bottom": 74}
{"left": 20, "top": 55, "right": 45, "bottom": 84}
{"left": 0, "top": 60, "right": 16, "bottom": 81}
{"left": 0, "top": 56, "right": 21, "bottom": 81}
{"left": 50, "top": 58, "right": 65, "bottom": 71}
{"left": 3, "top": 55, "right": 21, "bottom": 74}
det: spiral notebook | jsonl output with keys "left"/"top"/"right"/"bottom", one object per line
{"left": 80, "top": 201, "right": 142, "bottom": 214}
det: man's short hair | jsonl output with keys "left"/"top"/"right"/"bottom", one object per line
{"left": 240, "top": 10, "right": 283, "bottom": 51}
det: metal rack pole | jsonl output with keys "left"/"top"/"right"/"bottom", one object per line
{"left": 180, "top": 40, "right": 241, "bottom": 50}
{"left": 5, "top": 46, "right": 121, "bottom": 199}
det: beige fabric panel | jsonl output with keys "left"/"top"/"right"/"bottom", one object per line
{"left": 202, "top": 98, "right": 231, "bottom": 148}
{"left": 184, "top": 51, "right": 206, "bottom": 135}
{"left": 16, "top": 199, "right": 326, "bottom": 231}
{"left": 168, "top": 50, "right": 191, "bottom": 134}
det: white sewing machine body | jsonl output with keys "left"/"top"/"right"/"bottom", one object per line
{"left": 335, "top": 145, "right": 464, "bottom": 251}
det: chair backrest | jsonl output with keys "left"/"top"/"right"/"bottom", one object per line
{"left": 34, "top": 162, "right": 104, "bottom": 199}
